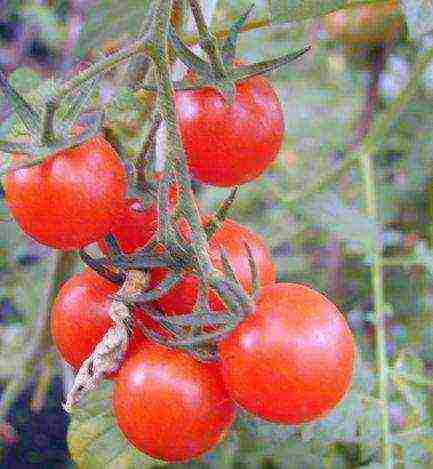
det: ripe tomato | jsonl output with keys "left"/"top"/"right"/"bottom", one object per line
{"left": 98, "top": 198, "right": 158, "bottom": 255}
{"left": 323, "top": 1, "right": 404, "bottom": 46}
{"left": 218, "top": 283, "right": 356, "bottom": 424}
{"left": 175, "top": 73, "right": 284, "bottom": 187}
{"left": 51, "top": 268, "right": 158, "bottom": 372}
{"left": 3, "top": 134, "right": 127, "bottom": 250}
{"left": 98, "top": 185, "right": 177, "bottom": 255}
{"left": 150, "top": 218, "right": 276, "bottom": 315}
{"left": 113, "top": 344, "right": 236, "bottom": 462}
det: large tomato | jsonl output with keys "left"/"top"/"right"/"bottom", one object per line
{"left": 113, "top": 344, "right": 236, "bottom": 462}
{"left": 175, "top": 73, "right": 284, "bottom": 187}
{"left": 323, "top": 1, "right": 404, "bottom": 46}
{"left": 3, "top": 134, "right": 127, "bottom": 250}
{"left": 51, "top": 268, "right": 157, "bottom": 372}
{"left": 218, "top": 283, "right": 356, "bottom": 424}
{"left": 150, "top": 218, "right": 276, "bottom": 315}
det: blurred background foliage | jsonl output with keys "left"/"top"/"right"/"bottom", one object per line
{"left": 0, "top": 0, "right": 432, "bottom": 467}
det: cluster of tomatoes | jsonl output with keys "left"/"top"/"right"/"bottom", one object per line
{"left": 2, "top": 69, "right": 355, "bottom": 463}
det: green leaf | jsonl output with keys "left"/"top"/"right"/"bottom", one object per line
{"left": 300, "top": 192, "right": 378, "bottom": 255}
{"left": 213, "top": 0, "right": 376, "bottom": 29}
{"left": 399, "top": 0, "right": 433, "bottom": 38}
{"left": 67, "top": 381, "right": 165, "bottom": 469}
{"left": 75, "top": 0, "right": 152, "bottom": 57}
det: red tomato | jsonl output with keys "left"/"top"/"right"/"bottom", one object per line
{"left": 98, "top": 198, "right": 159, "bottom": 255}
{"left": 150, "top": 218, "right": 276, "bottom": 315}
{"left": 175, "top": 73, "right": 284, "bottom": 186}
{"left": 113, "top": 344, "right": 236, "bottom": 462}
{"left": 218, "top": 283, "right": 356, "bottom": 424}
{"left": 50, "top": 268, "right": 158, "bottom": 372}
{"left": 98, "top": 184, "right": 177, "bottom": 255}
{"left": 3, "top": 135, "right": 127, "bottom": 250}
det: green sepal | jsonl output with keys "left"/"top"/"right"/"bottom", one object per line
{"left": 231, "top": 46, "right": 312, "bottom": 82}
{"left": 0, "top": 119, "right": 103, "bottom": 177}
{"left": 0, "top": 69, "right": 42, "bottom": 138}
{"left": 79, "top": 249, "right": 125, "bottom": 285}
{"left": 168, "top": 27, "right": 213, "bottom": 78}
{"left": 243, "top": 240, "right": 259, "bottom": 299}
{"left": 57, "top": 76, "right": 102, "bottom": 137}
{"left": 221, "top": 4, "right": 256, "bottom": 65}
{"left": 147, "top": 310, "right": 233, "bottom": 327}
{"left": 0, "top": 140, "right": 33, "bottom": 155}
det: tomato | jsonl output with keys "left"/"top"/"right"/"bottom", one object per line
{"left": 175, "top": 72, "right": 284, "bottom": 187}
{"left": 3, "top": 134, "right": 127, "bottom": 250}
{"left": 51, "top": 268, "right": 158, "bottom": 371}
{"left": 324, "top": 1, "right": 404, "bottom": 46}
{"left": 98, "top": 184, "right": 177, "bottom": 255}
{"left": 113, "top": 344, "right": 236, "bottom": 462}
{"left": 218, "top": 283, "right": 356, "bottom": 424}
{"left": 98, "top": 198, "right": 159, "bottom": 255}
{"left": 150, "top": 218, "right": 276, "bottom": 315}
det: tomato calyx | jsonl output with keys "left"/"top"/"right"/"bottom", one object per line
{"left": 0, "top": 67, "right": 103, "bottom": 175}
{"left": 142, "top": 5, "right": 311, "bottom": 101}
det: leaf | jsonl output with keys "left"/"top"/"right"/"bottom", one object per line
{"left": 300, "top": 192, "right": 379, "bottom": 255}
{"left": 212, "top": 0, "right": 372, "bottom": 30}
{"left": 67, "top": 381, "right": 165, "bottom": 469}
{"left": 399, "top": 0, "right": 433, "bottom": 38}
{"left": 269, "top": 0, "right": 350, "bottom": 23}
{"left": 75, "top": 0, "right": 152, "bottom": 57}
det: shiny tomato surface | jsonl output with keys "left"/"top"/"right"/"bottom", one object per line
{"left": 4, "top": 135, "right": 127, "bottom": 250}
{"left": 113, "top": 344, "right": 236, "bottom": 462}
{"left": 175, "top": 74, "right": 284, "bottom": 186}
{"left": 219, "top": 283, "right": 356, "bottom": 424}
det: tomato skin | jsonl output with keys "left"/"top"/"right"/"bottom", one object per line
{"left": 50, "top": 268, "right": 156, "bottom": 372}
{"left": 175, "top": 74, "right": 284, "bottom": 187}
{"left": 4, "top": 135, "right": 127, "bottom": 250}
{"left": 113, "top": 344, "right": 236, "bottom": 462}
{"left": 218, "top": 283, "right": 356, "bottom": 424}
{"left": 98, "top": 198, "right": 159, "bottom": 255}
{"left": 324, "top": 1, "right": 404, "bottom": 46}
{"left": 98, "top": 183, "right": 177, "bottom": 255}
{"left": 151, "top": 218, "right": 276, "bottom": 315}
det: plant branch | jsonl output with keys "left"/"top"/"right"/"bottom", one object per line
{"left": 360, "top": 133, "right": 393, "bottom": 468}
{"left": 145, "top": 0, "right": 215, "bottom": 279}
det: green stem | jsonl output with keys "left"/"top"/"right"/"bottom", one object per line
{"left": 0, "top": 251, "right": 78, "bottom": 422}
{"left": 61, "top": 43, "right": 147, "bottom": 101}
{"left": 188, "top": 0, "right": 228, "bottom": 79}
{"left": 146, "top": 0, "right": 215, "bottom": 279}
{"left": 360, "top": 134, "right": 393, "bottom": 468}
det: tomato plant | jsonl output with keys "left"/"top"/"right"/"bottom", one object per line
{"left": 175, "top": 72, "right": 284, "bottom": 187}
{"left": 323, "top": 1, "right": 404, "bottom": 46}
{"left": 3, "top": 134, "right": 127, "bottom": 250}
{"left": 218, "top": 283, "right": 356, "bottom": 424}
{"left": 150, "top": 218, "right": 276, "bottom": 315}
{"left": 113, "top": 344, "right": 236, "bottom": 462}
